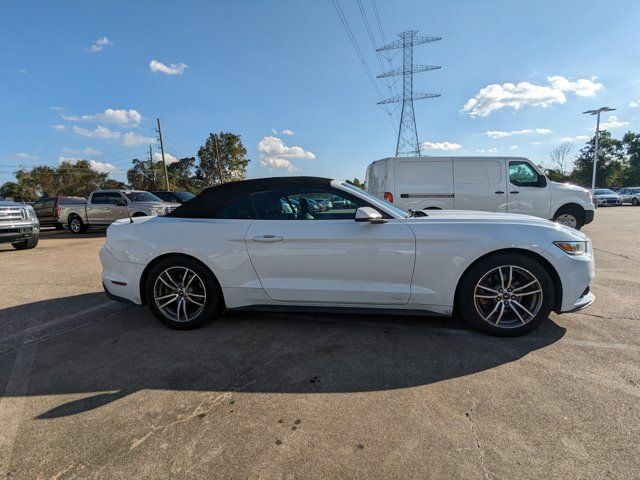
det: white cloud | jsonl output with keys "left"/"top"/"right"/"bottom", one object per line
{"left": 462, "top": 76, "right": 603, "bottom": 117}
{"left": 630, "top": 100, "right": 639, "bottom": 108}
{"left": 257, "top": 136, "right": 315, "bottom": 171}
{"left": 57, "top": 156, "right": 118, "bottom": 173}
{"left": 531, "top": 141, "right": 545, "bottom": 145}
{"left": 509, "top": 145, "right": 519, "bottom": 151}
{"left": 149, "top": 59, "right": 188, "bottom": 75}
{"left": 18, "top": 68, "right": 27, "bottom": 75}
{"left": 281, "top": 129, "right": 294, "bottom": 136}
{"left": 271, "top": 128, "right": 278, "bottom": 134}
{"left": 52, "top": 124, "right": 66, "bottom": 131}
{"left": 485, "top": 128, "right": 552, "bottom": 139}
{"left": 476, "top": 147, "right": 498, "bottom": 153}
{"left": 153, "top": 152, "right": 178, "bottom": 164}
{"left": 57, "top": 124, "right": 154, "bottom": 146}
{"left": 62, "top": 108, "right": 142, "bottom": 126}
{"left": 560, "top": 135, "right": 590, "bottom": 142}
{"left": 88, "top": 36, "right": 113, "bottom": 53}
{"left": 62, "top": 147, "right": 102, "bottom": 155}
{"left": 421, "top": 141, "right": 461, "bottom": 151}
{"left": 15, "top": 152, "right": 38, "bottom": 159}
{"left": 599, "top": 115, "right": 628, "bottom": 130}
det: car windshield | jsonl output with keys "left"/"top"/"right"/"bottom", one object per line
{"left": 124, "top": 192, "right": 163, "bottom": 202}
{"left": 340, "top": 182, "right": 410, "bottom": 218}
{"left": 175, "top": 192, "right": 195, "bottom": 202}
{"left": 594, "top": 189, "right": 616, "bottom": 195}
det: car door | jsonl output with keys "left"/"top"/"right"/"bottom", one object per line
{"left": 453, "top": 159, "right": 507, "bottom": 212}
{"left": 506, "top": 160, "right": 551, "bottom": 219}
{"left": 244, "top": 186, "right": 416, "bottom": 305}
{"left": 107, "top": 192, "right": 129, "bottom": 222}
{"left": 87, "top": 192, "right": 110, "bottom": 224}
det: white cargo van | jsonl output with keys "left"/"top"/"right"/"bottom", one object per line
{"left": 365, "top": 156, "right": 595, "bottom": 229}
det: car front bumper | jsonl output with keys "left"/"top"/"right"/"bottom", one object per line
{"left": 0, "top": 224, "right": 40, "bottom": 244}
{"left": 100, "top": 246, "right": 146, "bottom": 305}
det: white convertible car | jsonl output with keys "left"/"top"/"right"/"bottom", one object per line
{"left": 100, "top": 177, "right": 595, "bottom": 336}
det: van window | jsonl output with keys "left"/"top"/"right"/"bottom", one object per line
{"left": 509, "top": 161, "right": 540, "bottom": 187}
{"left": 366, "top": 161, "right": 387, "bottom": 196}
{"left": 454, "top": 161, "right": 502, "bottom": 184}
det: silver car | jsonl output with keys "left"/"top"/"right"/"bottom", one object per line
{"left": 593, "top": 189, "right": 622, "bottom": 207}
{"left": 617, "top": 187, "right": 640, "bottom": 206}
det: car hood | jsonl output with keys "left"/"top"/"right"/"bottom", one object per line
{"left": 405, "top": 209, "right": 586, "bottom": 239}
{"left": 130, "top": 201, "right": 180, "bottom": 208}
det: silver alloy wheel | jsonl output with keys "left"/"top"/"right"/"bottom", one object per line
{"left": 70, "top": 217, "right": 82, "bottom": 233}
{"left": 153, "top": 266, "right": 207, "bottom": 322}
{"left": 555, "top": 213, "right": 577, "bottom": 228}
{"left": 473, "top": 265, "right": 544, "bottom": 329}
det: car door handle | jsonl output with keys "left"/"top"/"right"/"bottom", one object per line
{"left": 494, "top": 191, "right": 505, "bottom": 194}
{"left": 253, "top": 235, "right": 284, "bottom": 242}
{"left": 510, "top": 191, "right": 519, "bottom": 194}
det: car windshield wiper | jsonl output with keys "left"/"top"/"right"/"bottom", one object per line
{"left": 407, "top": 209, "right": 428, "bottom": 218}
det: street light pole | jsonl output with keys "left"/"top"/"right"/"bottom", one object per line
{"left": 583, "top": 106, "right": 615, "bottom": 192}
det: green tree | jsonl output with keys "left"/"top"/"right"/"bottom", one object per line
{"left": 345, "top": 178, "right": 365, "bottom": 189}
{"left": 570, "top": 131, "right": 626, "bottom": 188}
{"left": 196, "top": 132, "right": 250, "bottom": 187}
{"left": 167, "top": 157, "right": 198, "bottom": 193}
{"left": 127, "top": 158, "right": 164, "bottom": 191}
{"left": 622, "top": 132, "right": 640, "bottom": 186}
{"left": 0, "top": 181, "right": 20, "bottom": 199}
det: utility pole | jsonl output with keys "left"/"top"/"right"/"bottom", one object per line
{"left": 156, "top": 118, "right": 170, "bottom": 190}
{"left": 212, "top": 133, "right": 224, "bottom": 185}
{"left": 148, "top": 144, "right": 154, "bottom": 189}
{"left": 377, "top": 30, "right": 441, "bottom": 157}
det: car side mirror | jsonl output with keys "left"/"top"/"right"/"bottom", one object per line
{"left": 538, "top": 176, "right": 547, "bottom": 188}
{"left": 355, "top": 207, "right": 386, "bottom": 224}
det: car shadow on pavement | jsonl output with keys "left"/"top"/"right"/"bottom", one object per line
{"left": 0, "top": 293, "right": 566, "bottom": 419}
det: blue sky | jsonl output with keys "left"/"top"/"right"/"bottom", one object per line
{"left": 1, "top": 0, "right": 639, "bottom": 186}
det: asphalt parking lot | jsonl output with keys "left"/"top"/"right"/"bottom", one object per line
{"left": 1, "top": 208, "right": 639, "bottom": 479}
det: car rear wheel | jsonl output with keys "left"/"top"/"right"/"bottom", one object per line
{"left": 12, "top": 235, "right": 39, "bottom": 250}
{"left": 633, "top": 198, "right": 639, "bottom": 206}
{"left": 457, "top": 253, "right": 555, "bottom": 336}
{"left": 145, "top": 256, "right": 220, "bottom": 329}
{"left": 69, "top": 215, "right": 86, "bottom": 234}
{"left": 553, "top": 206, "right": 583, "bottom": 230}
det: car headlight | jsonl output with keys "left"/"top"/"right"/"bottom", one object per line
{"left": 554, "top": 241, "right": 588, "bottom": 256}
{"left": 155, "top": 207, "right": 165, "bottom": 214}
{"left": 25, "top": 206, "right": 36, "bottom": 220}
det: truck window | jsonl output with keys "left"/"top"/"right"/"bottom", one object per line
{"left": 108, "top": 193, "right": 125, "bottom": 205}
{"left": 91, "top": 192, "right": 109, "bottom": 204}
{"left": 509, "top": 161, "right": 540, "bottom": 187}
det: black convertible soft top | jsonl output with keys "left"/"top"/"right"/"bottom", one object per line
{"left": 166, "top": 176, "right": 333, "bottom": 219}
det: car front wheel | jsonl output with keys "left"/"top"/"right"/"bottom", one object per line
{"left": 553, "top": 206, "right": 583, "bottom": 230}
{"left": 12, "top": 235, "right": 39, "bottom": 250}
{"left": 633, "top": 198, "right": 639, "bottom": 206}
{"left": 457, "top": 253, "right": 555, "bottom": 336}
{"left": 145, "top": 256, "right": 220, "bottom": 329}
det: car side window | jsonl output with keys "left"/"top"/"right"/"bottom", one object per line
{"left": 509, "top": 161, "right": 540, "bottom": 187}
{"left": 108, "top": 193, "right": 125, "bottom": 205}
{"left": 216, "top": 194, "right": 254, "bottom": 219}
{"left": 91, "top": 192, "right": 109, "bottom": 204}
{"left": 251, "top": 187, "right": 366, "bottom": 220}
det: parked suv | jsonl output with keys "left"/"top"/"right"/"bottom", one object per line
{"left": 150, "top": 191, "right": 195, "bottom": 204}
{"left": 61, "top": 190, "right": 180, "bottom": 234}
{"left": 0, "top": 199, "right": 40, "bottom": 249}
{"left": 33, "top": 195, "right": 86, "bottom": 229}
{"left": 366, "top": 156, "right": 596, "bottom": 230}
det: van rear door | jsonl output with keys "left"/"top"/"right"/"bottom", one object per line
{"left": 453, "top": 158, "right": 507, "bottom": 212}
{"left": 365, "top": 160, "right": 388, "bottom": 200}
{"left": 394, "top": 158, "right": 454, "bottom": 210}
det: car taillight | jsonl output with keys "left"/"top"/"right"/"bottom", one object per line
{"left": 384, "top": 192, "right": 394, "bottom": 203}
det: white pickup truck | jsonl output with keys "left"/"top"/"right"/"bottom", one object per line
{"left": 366, "top": 156, "right": 596, "bottom": 229}
{"left": 61, "top": 189, "right": 180, "bottom": 234}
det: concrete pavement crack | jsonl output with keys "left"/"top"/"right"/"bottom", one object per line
{"left": 465, "top": 385, "right": 493, "bottom": 480}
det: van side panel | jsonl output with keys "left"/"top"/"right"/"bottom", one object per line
{"left": 393, "top": 158, "right": 454, "bottom": 210}
{"left": 453, "top": 159, "right": 508, "bottom": 212}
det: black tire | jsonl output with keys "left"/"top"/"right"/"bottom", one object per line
{"left": 457, "top": 253, "right": 555, "bottom": 337}
{"left": 12, "top": 235, "right": 39, "bottom": 250}
{"left": 68, "top": 215, "right": 87, "bottom": 234}
{"left": 633, "top": 198, "right": 639, "bottom": 206}
{"left": 145, "top": 256, "right": 220, "bottom": 330}
{"left": 553, "top": 206, "right": 584, "bottom": 230}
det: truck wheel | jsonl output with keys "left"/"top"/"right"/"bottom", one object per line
{"left": 145, "top": 256, "right": 221, "bottom": 330}
{"left": 553, "top": 206, "right": 583, "bottom": 230}
{"left": 457, "top": 253, "right": 555, "bottom": 336}
{"left": 69, "top": 215, "right": 87, "bottom": 234}
{"left": 12, "top": 235, "right": 39, "bottom": 250}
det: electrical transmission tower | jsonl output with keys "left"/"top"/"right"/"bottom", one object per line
{"left": 377, "top": 30, "right": 441, "bottom": 157}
